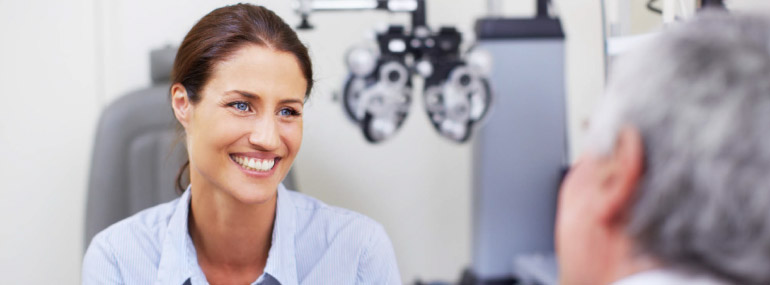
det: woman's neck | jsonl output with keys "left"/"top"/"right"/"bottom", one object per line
{"left": 187, "top": 176, "right": 276, "bottom": 276}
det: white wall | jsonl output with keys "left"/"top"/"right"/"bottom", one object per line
{"left": 0, "top": 0, "right": 653, "bottom": 283}
{"left": 558, "top": 0, "right": 606, "bottom": 160}
{"left": 0, "top": 0, "right": 98, "bottom": 284}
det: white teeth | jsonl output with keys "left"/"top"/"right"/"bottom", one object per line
{"left": 232, "top": 155, "right": 276, "bottom": 172}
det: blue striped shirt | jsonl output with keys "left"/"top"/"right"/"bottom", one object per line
{"left": 82, "top": 184, "right": 401, "bottom": 284}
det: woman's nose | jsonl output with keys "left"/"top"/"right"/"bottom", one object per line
{"left": 248, "top": 114, "right": 281, "bottom": 151}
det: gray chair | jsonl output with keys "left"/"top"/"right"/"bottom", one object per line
{"left": 84, "top": 47, "right": 298, "bottom": 249}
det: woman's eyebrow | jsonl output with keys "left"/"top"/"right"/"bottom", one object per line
{"left": 226, "top": 90, "right": 303, "bottom": 105}
{"left": 226, "top": 90, "right": 259, "bottom": 100}
{"left": 280, "top": 98, "right": 303, "bottom": 105}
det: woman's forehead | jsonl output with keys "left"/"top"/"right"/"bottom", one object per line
{"left": 205, "top": 45, "right": 307, "bottom": 101}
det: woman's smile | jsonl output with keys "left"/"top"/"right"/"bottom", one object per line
{"left": 229, "top": 153, "right": 282, "bottom": 177}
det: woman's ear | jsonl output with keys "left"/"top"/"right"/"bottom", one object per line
{"left": 171, "top": 83, "right": 192, "bottom": 129}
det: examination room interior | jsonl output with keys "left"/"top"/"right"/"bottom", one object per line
{"left": 1, "top": 0, "right": 769, "bottom": 284}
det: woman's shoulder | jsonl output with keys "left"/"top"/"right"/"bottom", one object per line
{"left": 91, "top": 197, "right": 180, "bottom": 244}
{"left": 283, "top": 189, "right": 392, "bottom": 250}
{"left": 283, "top": 190, "right": 401, "bottom": 282}
{"left": 285, "top": 190, "right": 382, "bottom": 229}
{"left": 82, "top": 197, "right": 183, "bottom": 283}
{"left": 84, "top": 197, "right": 181, "bottom": 263}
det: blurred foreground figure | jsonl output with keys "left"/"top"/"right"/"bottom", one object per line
{"left": 556, "top": 10, "right": 770, "bottom": 285}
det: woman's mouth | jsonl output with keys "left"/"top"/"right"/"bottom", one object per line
{"left": 230, "top": 154, "right": 278, "bottom": 172}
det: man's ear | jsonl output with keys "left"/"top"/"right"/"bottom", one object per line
{"left": 598, "top": 125, "right": 645, "bottom": 227}
{"left": 171, "top": 83, "right": 192, "bottom": 129}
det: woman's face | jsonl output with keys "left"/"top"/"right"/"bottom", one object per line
{"left": 172, "top": 44, "right": 307, "bottom": 204}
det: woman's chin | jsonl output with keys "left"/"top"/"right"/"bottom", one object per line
{"left": 226, "top": 182, "right": 279, "bottom": 205}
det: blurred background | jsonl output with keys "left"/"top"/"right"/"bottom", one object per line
{"left": 1, "top": 0, "right": 768, "bottom": 284}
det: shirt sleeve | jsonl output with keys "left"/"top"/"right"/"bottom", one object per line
{"left": 356, "top": 223, "right": 401, "bottom": 284}
{"left": 82, "top": 232, "right": 124, "bottom": 284}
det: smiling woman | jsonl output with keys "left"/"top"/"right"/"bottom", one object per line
{"left": 175, "top": 45, "right": 306, "bottom": 205}
{"left": 82, "top": 4, "right": 401, "bottom": 284}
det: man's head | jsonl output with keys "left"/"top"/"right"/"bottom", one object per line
{"left": 556, "top": 11, "right": 770, "bottom": 285}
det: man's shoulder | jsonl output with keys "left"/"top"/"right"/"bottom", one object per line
{"left": 613, "top": 269, "right": 729, "bottom": 285}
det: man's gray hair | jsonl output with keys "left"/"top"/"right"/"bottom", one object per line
{"left": 589, "top": 10, "right": 770, "bottom": 285}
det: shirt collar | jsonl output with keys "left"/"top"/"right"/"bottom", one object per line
{"left": 613, "top": 269, "right": 728, "bottom": 285}
{"left": 262, "top": 183, "right": 298, "bottom": 285}
{"left": 155, "top": 184, "right": 298, "bottom": 285}
{"left": 155, "top": 185, "right": 195, "bottom": 285}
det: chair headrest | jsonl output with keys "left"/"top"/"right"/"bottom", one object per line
{"left": 150, "top": 46, "right": 177, "bottom": 84}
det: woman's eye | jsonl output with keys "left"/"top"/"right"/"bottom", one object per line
{"left": 229, "top": 102, "right": 250, "bottom": 112}
{"left": 279, "top": 108, "right": 300, "bottom": 117}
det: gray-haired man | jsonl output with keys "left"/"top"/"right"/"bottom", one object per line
{"left": 555, "top": 10, "right": 770, "bottom": 285}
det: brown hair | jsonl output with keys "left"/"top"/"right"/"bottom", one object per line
{"left": 172, "top": 4, "right": 313, "bottom": 192}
